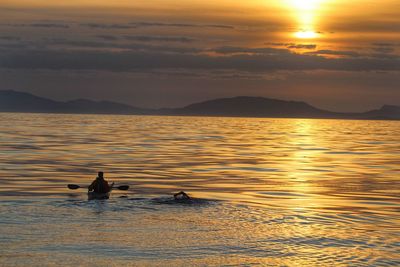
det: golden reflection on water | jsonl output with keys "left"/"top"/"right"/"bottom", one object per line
{"left": 0, "top": 114, "right": 399, "bottom": 212}
{"left": 0, "top": 113, "right": 399, "bottom": 266}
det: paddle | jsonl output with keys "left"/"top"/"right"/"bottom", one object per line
{"left": 67, "top": 184, "right": 129, "bottom": 190}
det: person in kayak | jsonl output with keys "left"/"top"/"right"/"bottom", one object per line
{"left": 88, "top": 172, "right": 113, "bottom": 193}
{"left": 174, "top": 191, "right": 191, "bottom": 201}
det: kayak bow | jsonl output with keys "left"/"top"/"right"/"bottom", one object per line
{"left": 87, "top": 190, "right": 112, "bottom": 200}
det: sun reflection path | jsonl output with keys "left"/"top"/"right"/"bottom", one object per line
{"left": 285, "top": 120, "right": 325, "bottom": 209}
{"left": 287, "top": 0, "right": 326, "bottom": 39}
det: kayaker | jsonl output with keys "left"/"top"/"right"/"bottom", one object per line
{"left": 174, "top": 191, "right": 191, "bottom": 201}
{"left": 88, "top": 172, "right": 113, "bottom": 193}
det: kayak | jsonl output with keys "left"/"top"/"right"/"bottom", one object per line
{"left": 68, "top": 183, "right": 128, "bottom": 199}
{"left": 88, "top": 190, "right": 112, "bottom": 200}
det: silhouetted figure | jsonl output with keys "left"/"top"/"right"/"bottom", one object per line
{"left": 88, "top": 172, "right": 113, "bottom": 193}
{"left": 174, "top": 191, "right": 191, "bottom": 201}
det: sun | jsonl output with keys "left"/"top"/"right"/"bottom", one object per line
{"left": 289, "top": 0, "right": 322, "bottom": 11}
{"left": 287, "top": 0, "right": 325, "bottom": 39}
{"left": 295, "top": 30, "right": 319, "bottom": 39}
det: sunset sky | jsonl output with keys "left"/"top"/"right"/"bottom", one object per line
{"left": 1, "top": 0, "right": 399, "bottom": 111}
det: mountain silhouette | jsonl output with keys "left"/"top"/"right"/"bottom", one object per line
{"left": 0, "top": 90, "right": 64, "bottom": 112}
{"left": 0, "top": 90, "right": 147, "bottom": 114}
{"left": 362, "top": 105, "right": 400, "bottom": 120}
{"left": 172, "top": 96, "right": 335, "bottom": 118}
{"left": 0, "top": 90, "right": 399, "bottom": 120}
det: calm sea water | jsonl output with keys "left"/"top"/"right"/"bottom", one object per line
{"left": 0, "top": 113, "right": 399, "bottom": 266}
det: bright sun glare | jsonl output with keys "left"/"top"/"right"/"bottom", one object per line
{"left": 288, "top": 0, "right": 325, "bottom": 39}
{"left": 295, "top": 30, "right": 318, "bottom": 38}
{"left": 290, "top": 0, "right": 322, "bottom": 10}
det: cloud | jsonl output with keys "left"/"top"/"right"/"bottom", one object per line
{"left": 96, "top": 35, "right": 119, "bottom": 41}
{"left": 266, "top": 42, "right": 296, "bottom": 46}
{"left": 123, "top": 35, "right": 195, "bottom": 43}
{"left": 212, "top": 46, "right": 290, "bottom": 55}
{"left": 371, "top": 43, "right": 399, "bottom": 53}
{"left": 7, "top": 23, "right": 69, "bottom": 28}
{"left": 287, "top": 44, "right": 317, "bottom": 49}
{"left": 369, "top": 53, "right": 400, "bottom": 59}
{"left": 80, "top": 23, "right": 136, "bottom": 29}
{"left": 80, "top": 21, "right": 235, "bottom": 30}
{"left": 372, "top": 47, "right": 395, "bottom": 53}
{"left": 95, "top": 35, "right": 195, "bottom": 43}
{"left": 30, "top": 23, "right": 69, "bottom": 28}
{"left": 1, "top": 46, "right": 399, "bottom": 73}
{"left": 0, "top": 43, "right": 29, "bottom": 49}
{"left": 331, "top": 19, "right": 400, "bottom": 33}
{"left": 266, "top": 42, "right": 317, "bottom": 50}
{"left": 0, "top": 37, "right": 200, "bottom": 54}
{"left": 47, "top": 39, "right": 200, "bottom": 53}
{"left": 372, "top": 43, "right": 398, "bottom": 47}
{"left": 0, "top": 36, "right": 21, "bottom": 41}
{"left": 129, "top": 21, "right": 235, "bottom": 29}
{"left": 305, "top": 50, "right": 361, "bottom": 58}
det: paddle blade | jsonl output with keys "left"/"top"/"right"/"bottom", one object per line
{"left": 116, "top": 185, "right": 129, "bottom": 190}
{"left": 67, "top": 184, "right": 80, "bottom": 190}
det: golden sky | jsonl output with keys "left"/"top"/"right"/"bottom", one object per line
{"left": 0, "top": 0, "right": 399, "bottom": 111}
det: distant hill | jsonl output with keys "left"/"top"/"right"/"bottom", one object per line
{"left": 362, "top": 105, "right": 400, "bottom": 120}
{"left": 167, "top": 96, "right": 399, "bottom": 120}
{"left": 171, "top": 96, "right": 339, "bottom": 118}
{"left": 0, "top": 90, "right": 147, "bottom": 114}
{"left": 0, "top": 90, "right": 64, "bottom": 113}
{"left": 0, "top": 90, "right": 399, "bottom": 120}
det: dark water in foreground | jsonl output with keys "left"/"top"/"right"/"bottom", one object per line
{"left": 0, "top": 113, "right": 399, "bottom": 266}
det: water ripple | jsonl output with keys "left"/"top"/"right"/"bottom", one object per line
{"left": 0, "top": 114, "right": 399, "bottom": 266}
